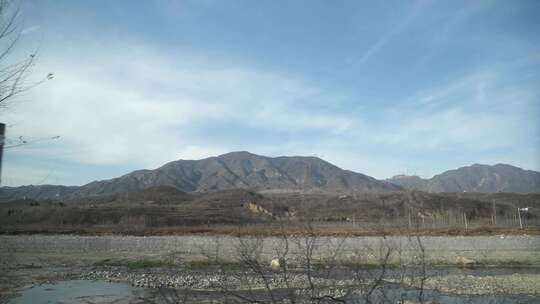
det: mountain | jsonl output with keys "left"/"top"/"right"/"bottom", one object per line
{"left": 5, "top": 156, "right": 539, "bottom": 203}
{"left": 1, "top": 151, "right": 400, "bottom": 202}
{"left": 0, "top": 185, "right": 79, "bottom": 202}
{"left": 386, "top": 175, "right": 428, "bottom": 190}
{"left": 387, "top": 164, "right": 540, "bottom": 193}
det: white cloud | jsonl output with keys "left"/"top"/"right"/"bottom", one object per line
{"left": 3, "top": 43, "right": 356, "bottom": 173}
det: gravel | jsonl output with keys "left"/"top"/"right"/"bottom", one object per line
{"left": 2, "top": 235, "right": 539, "bottom": 264}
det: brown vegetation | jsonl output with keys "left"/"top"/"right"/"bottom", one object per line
{"left": 0, "top": 187, "right": 538, "bottom": 236}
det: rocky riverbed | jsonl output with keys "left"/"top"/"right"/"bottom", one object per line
{"left": 79, "top": 267, "right": 540, "bottom": 295}
{"left": 5, "top": 265, "right": 540, "bottom": 303}
{"left": 1, "top": 235, "right": 540, "bottom": 303}
{"left": 399, "top": 273, "right": 540, "bottom": 295}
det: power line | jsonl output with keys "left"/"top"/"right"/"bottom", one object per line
{"left": 4, "top": 135, "right": 60, "bottom": 149}
{"left": 0, "top": 123, "right": 4, "bottom": 185}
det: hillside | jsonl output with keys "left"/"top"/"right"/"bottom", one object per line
{"left": 387, "top": 164, "right": 540, "bottom": 193}
{"left": 0, "top": 185, "right": 78, "bottom": 202}
{"left": 2, "top": 187, "right": 538, "bottom": 234}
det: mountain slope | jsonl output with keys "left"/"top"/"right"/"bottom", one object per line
{"left": 1, "top": 152, "right": 400, "bottom": 201}
{"left": 0, "top": 185, "right": 79, "bottom": 202}
{"left": 387, "top": 164, "right": 540, "bottom": 193}
{"left": 386, "top": 175, "right": 428, "bottom": 190}
{"left": 77, "top": 151, "right": 400, "bottom": 195}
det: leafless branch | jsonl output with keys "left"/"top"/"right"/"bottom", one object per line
{"left": 0, "top": 0, "right": 51, "bottom": 110}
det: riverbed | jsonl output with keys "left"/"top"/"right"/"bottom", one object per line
{"left": 1, "top": 235, "right": 539, "bottom": 303}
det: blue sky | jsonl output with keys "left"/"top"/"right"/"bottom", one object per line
{"left": 2, "top": 0, "right": 539, "bottom": 186}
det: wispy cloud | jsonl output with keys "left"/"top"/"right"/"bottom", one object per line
{"left": 355, "top": 1, "right": 427, "bottom": 65}
{"left": 21, "top": 25, "right": 40, "bottom": 35}
{"left": 377, "top": 68, "right": 539, "bottom": 150}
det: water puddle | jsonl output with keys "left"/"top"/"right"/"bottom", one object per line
{"left": 7, "top": 279, "right": 538, "bottom": 304}
{"left": 8, "top": 279, "right": 146, "bottom": 304}
{"left": 375, "top": 285, "right": 539, "bottom": 304}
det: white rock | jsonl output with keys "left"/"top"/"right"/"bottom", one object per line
{"left": 270, "top": 258, "right": 281, "bottom": 271}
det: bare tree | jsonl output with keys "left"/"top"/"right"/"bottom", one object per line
{"left": 0, "top": 0, "right": 40, "bottom": 109}
{"left": 0, "top": 0, "right": 54, "bottom": 183}
{"left": 192, "top": 220, "right": 432, "bottom": 304}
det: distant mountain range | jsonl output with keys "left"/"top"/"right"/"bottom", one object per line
{"left": 387, "top": 164, "right": 540, "bottom": 193}
{"left": 1, "top": 152, "right": 539, "bottom": 202}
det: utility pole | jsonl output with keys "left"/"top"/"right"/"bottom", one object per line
{"left": 518, "top": 208, "right": 523, "bottom": 230}
{"left": 0, "top": 123, "right": 4, "bottom": 185}
{"left": 492, "top": 201, "right": 497, "bottom": 226}
{"left": 408, "top": 208, "right": 412, "bottom": 230}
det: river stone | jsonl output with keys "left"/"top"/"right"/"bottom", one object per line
{"left": 456, "top": 256, "right": 476, "bottom": 266}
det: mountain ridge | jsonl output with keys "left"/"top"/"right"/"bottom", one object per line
{"left": 0, "top": 151, "right": 400, "bottom": 202}
{"left": 2, "top": 152, "right": 539, "bottom": 202}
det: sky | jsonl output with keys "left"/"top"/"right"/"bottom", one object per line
{"left": 1, "top": 0, "right": 539, "bottom": 186}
